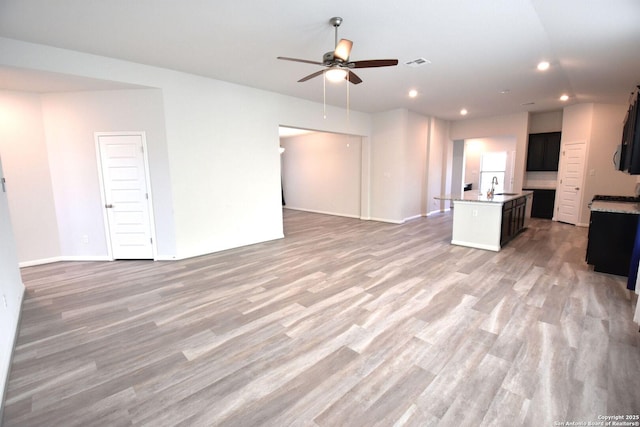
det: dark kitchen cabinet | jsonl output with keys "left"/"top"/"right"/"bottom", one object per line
{"left": 586, "top": 210, "right": 639, "bottom": 276}
{"left": 620, "top": 88, "right": 640, "bottom": 174}
{"left": 523, "top": 188, "right": 556, "bottom": 219}
{"left": 501, "top": 196, "right": 527, "bottom": 246}
{"left": 526, "top": 132, "right": 561, "bottom": 171}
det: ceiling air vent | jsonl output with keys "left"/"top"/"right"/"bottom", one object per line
{"left": 405, "top": 58, "right": 431, "bottom": 67}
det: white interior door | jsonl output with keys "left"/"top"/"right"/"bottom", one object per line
{"left": 556, "top": 141, "right": 586, "bottom": 224}
{"left": 97, "top": 132, "right": 154, "bottom": 260}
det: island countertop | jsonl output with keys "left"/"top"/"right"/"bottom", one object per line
{"left": 435, "top": 190, "right": 533, "bottom": 204}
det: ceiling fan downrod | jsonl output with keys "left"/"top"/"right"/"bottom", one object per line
{"left": 330, "top": 17, "right": 343, "bottom": 49}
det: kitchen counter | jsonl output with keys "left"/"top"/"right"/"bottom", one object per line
{"left": 590, "top": 200, "right": 640, "bottom": 214}
{"left": 436, "top": 190, "right": 533, "bottom": 251}
{"left": 436, "top": 190, "right": 533, "bottom": 204}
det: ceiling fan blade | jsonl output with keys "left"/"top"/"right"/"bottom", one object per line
{"left": 351, "top": 59, "right": 399, "bottom": 68}
{"left": 346, "top": 70, "right": 362, "bottom": 84}
{"left": 334, "top": 39, "right": 353, "bottom": 61}
{"left": 298, "top": 70, "right": 325, "bottom": 83}
{"left": 277, "top": 56, "right": 324, "bottom": 66}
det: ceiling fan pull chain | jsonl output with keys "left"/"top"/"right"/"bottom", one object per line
{"left": 347, "top": 73, "right": 350, "bottom": 122}
{"left": 323, "top": 71, "right": 327, "bottom": 119}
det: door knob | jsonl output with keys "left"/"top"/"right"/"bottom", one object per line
{"left": 575, "top": 187, "right": 580, "bottom": 191}
{"left": 105, "top": 204, "right": 114, "bottom": 208}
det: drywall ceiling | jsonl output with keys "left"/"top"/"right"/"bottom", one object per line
{"left": 1, "top": 0, "right": 639, "bottom": 120}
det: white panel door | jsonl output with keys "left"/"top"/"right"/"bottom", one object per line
{"left": 97, "top": 133, "right": 154, "bottom": 259}
{"left": 556, "top": 141, "right": 586, "bottom": 225}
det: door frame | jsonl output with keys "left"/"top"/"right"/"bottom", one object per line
{"left": 94, "top": 131, "right": 158, "bottom": 260}
{"left": 554, "top": 140, "right": 587, "bottom": 225}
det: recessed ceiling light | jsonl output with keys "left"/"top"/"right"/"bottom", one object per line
{"left": 408, "top": 89, "right": 418, "bottom": 98}
{"left": 537, "top": 61, "right": 550, "bottom": 71}
{"left": 559, "top": 94, "right": 569, "bottom": 101}
{"left": 460, "top": 108, "right": 468, "bottom": 116}
{"left": 500, "top": 89, "right": 511, "bottom": 94}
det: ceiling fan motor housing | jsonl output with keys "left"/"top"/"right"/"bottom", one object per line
{"left": 323, "top": 51, "right": 337, "bottom": 64}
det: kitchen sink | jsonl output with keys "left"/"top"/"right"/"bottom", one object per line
{"left": 495, "top": 192, "right": 518, "bottom": 196}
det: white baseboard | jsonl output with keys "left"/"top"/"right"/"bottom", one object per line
{"left": 451, "top": 239, "right": 500, "bottom": 252}
{"left": 427, "top": 208, "right": 451, "bottom": 216}
{"left": 19, "top": 256, "right": 64, "bottom": 267}
{"left": 19, "top": 255, "right": 112, "bottom": 268}
{"left": 284, "top": 206, "right": 361, "bottom": 219}
{"left": 174, "top": 233, "right": 285, "bottom": 261}
{"left": 369, "top": 217, "right": 405, "bottom": 224}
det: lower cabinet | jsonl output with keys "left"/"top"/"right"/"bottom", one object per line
{"left": 501, "top": 196, "right": 527, "bottom": 246}
{"left": 586, "top": 210, "right": 639, "bottom": 276}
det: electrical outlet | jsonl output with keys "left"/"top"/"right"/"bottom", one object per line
{"left": 2, "top": 294, "right": 7, "bottom": 309}
{"left": 473, "top": 209, "right": 478, "bottom": 217}
{"left": 82, "top": 235, "right": 89, "bottom": 244}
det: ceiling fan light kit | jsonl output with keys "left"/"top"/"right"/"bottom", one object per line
{"left": 277, "top": 16, "right": 398, "bottom": 86}
{"left": 333, "top": 39, "right": 353, "bottom": 62}
{"left": 325, "top": 67, "right": 348, "bottom": 83}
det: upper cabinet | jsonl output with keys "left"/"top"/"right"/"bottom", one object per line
{"left": 526, "top": 132, "right": 561, "bottom": 171}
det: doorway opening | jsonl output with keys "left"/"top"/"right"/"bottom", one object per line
{"left": 278, "top": 126, "right": 366, "bottom": 233}
{"left": 451, "top": 136, "right": 517, "bottom": 196}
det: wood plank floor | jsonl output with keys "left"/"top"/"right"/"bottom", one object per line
{"left": 3, "top": 209, "right": 640, "bottom": 426}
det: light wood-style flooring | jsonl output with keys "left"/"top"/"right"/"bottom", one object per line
{"left": 3, "top": 209, "right": 640, "bottom": 426}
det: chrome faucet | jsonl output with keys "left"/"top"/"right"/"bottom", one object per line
{"left": 487, "top": 176, "right": 499, "bottom": 198}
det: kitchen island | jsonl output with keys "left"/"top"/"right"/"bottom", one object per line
{"left": 436, "top": 190, "right": 533, "bottom": 251}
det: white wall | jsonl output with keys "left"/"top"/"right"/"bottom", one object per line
{"left": 369, "top": 109, "right": 435, "bottom": 223}
{"left": 370, "top": 109, "right": 406, "bottom": 223}
{"left": 0, "top": 156, "right": 24, "bottom": 418}
{"left": 0, "top": 91, "right": 61, "bottom": 263}
{"left": 281, "top": 132, "right": 362, "bottom": 218}
{"left": 427, "top": 117, "right": 450, "bottom": 214}
{"left": 405, "top": 111, "right": 429, "bottom": 219}
{"left": 451, "top": 139, "right": 465, "bottom": 198}
{"left": 40, "top": 89, "right": 176, "bottom": 260}
{"left": 583, "top": 103, "right": 637, "bottom": 222}
{"left": 529, "top": 110, "right": 563, "bottom": 133}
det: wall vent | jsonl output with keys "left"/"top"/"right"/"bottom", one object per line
{"left": 405, "top": 58, "right": 431, "bottom": 67}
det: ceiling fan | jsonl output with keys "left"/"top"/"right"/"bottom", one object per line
{"left": 277, "top": 17, "right": 398, "bottom": 85}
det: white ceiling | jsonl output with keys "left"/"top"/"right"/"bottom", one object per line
{"left": 1, "top": 0, "right": 639, "bottom": 121}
